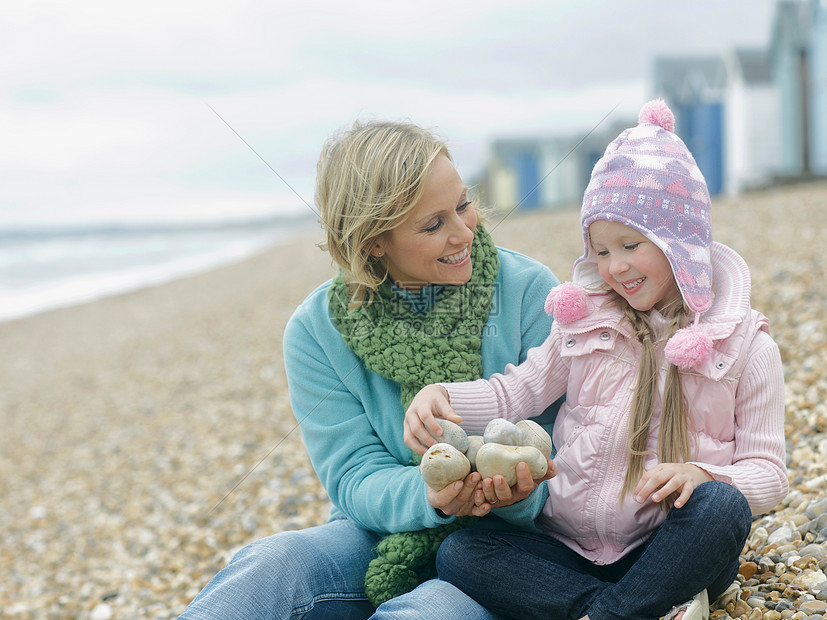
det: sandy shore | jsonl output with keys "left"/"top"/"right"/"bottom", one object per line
{"left": 3, "top": 182, "right": 827, "bottom": 619}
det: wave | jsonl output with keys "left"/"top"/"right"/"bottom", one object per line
{"left": 0, "top": 214, "right": 317, "bottom": 323}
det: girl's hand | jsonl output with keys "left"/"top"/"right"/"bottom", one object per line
{"left": 404, "top": 384, "right": 463, "bottom": 455}
{"left": 429, "top": 471, "right": 487, "bottom": 517}
{"left": 476, "top": 458, "right": 558, "bottom": 509}
{"left": 633, "top": 463, "right": 713, "bottom": 508}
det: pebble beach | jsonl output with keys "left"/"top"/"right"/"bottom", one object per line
{"left": 3, "top": 182, "right": 827, "bottom": 619}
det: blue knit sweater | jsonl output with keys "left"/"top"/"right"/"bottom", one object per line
{"left": 283, "top": 247, "right": 559, "bottom": 535}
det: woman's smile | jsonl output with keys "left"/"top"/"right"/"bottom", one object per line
{"left": 438, "top": 246, "right": 470, "bottom": 265}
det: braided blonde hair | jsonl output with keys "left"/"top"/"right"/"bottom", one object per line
{"left": 619, "top": 297, "right": 692, "bottom": 507}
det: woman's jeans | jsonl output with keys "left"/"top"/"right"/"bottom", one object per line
{"left": 177, "top": 515, "right": 501, "bottom": 619}
{"left": 436, "top": 481, "right": 752, "bottom": 620}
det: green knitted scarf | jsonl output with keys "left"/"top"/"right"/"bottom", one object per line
{"left": 328, "top": 225, "right": 499, "bottom": 607}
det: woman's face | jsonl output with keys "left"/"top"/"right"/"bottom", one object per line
{"left": 374, "top": 155, "right": 477, "bottom": 290}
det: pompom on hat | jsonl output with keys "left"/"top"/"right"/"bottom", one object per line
{"left": 569, "top": 98, "right": 715, "bottom": 368}
{"left": 544, "top": 281, "right": 590, "bottom": 323}
{"left": 638, "top": 98, "right": 675, "bottom": 132}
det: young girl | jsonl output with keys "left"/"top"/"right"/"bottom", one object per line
{"left": 404, "top": 100, "right": 788, "bottom": 620}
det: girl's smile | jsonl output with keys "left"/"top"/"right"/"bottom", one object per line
{"left": 619, "top": 277, "right": 645, "bottom": 294}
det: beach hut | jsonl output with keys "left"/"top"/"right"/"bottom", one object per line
{"left": 723, "top": 48, "right": 782, "bottom": 194}
{"left": 482, "top": 116, "right": 639, "bottom": 213}
{"left": 486, "top": 139, "right": 544, "bottom": 211}
{"left": 486, "top": 136, "right": 582, "bottom": 211}
{"left": 653, "top": 56, "right": 728, "bottom": 195}
{"left": 769, "top": 0, "right": 813, "bottom": 176}
{"left": 808, "top": 0, "right": 827, "bottom": 174}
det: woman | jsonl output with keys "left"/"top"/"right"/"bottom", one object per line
{"left": 179, "top": 120, "right": 561, "bottom": 619}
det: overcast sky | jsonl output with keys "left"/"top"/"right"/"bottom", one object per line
{"left": 2, "top": 0, "right": 779, "bottom": 227}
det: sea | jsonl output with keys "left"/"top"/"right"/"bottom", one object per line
{"left": 0, "top": 213, "right": 317, "bottom": 324}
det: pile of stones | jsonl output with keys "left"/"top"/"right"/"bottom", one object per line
{"left": 419, "top": 418, "right": 551, "bottom": 490}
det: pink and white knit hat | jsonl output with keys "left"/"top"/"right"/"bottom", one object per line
{"left": 573, "top": 99, "right": 713, "bottom": 314}
{"left": 554, "top": 99, "right": 717, "bottom": 368}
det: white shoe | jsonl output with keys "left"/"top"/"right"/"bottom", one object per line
{"left": 663, "top": 589, "right": 709, "bottom": 620}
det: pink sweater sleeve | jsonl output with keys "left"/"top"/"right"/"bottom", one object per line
{"left": 442, "top": 329, "right": 569, "bottom": 435}
{"left": 693, "top": 331, "right": 788, "bottom": 514}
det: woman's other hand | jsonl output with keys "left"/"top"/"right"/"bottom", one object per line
{"left": 404, "top": 384, "right": 463, "bottom": 454}
{"left": 428, "top": 471, "right": 488, "bottom": 517}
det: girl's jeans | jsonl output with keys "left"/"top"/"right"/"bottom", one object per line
{"left": 177, "top": 514, "right": 500, "bottom": 620}
{"left": 436, "top": 481, "right": 752, "bottom": 620}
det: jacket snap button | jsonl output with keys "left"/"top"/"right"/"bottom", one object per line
{"left": 716, "top": 361, "right": 726, "bottom": 369}
{"left": 600, "top": 331, "right": 610, "bottom": 341}
{"left": 566, "top": 338, "right": 575, "bottom": 348}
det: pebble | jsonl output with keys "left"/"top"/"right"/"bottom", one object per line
{"left": 90, "top": 603, "right": 113, "bottom": 620}
{"left": 796, "top": 569, "right": 827, "bottom": 588}
{"left": 806, "top": 498, "right": 827, "bottom": 520}
{"left": 466, "top": 435, "right": 485, "bottom": 469}
{"left": 420, "top": 443, "right": 471, "bottom": 490}
{"left": 475, "top": 443, "right": 548, "bottom": 486}
{"left": 428, "top": 419, "right": 470, "bottom": 453}
{"left": 516, "top": 419, "right": 553, "bottom": 459}
{"left": 769, "top": 526, "right": 794, "bottom": 545}
{"left": 483, "top": 418, "right": 529, "bottom": 447}
{"left": 3, "top": 183, "right": 827, "bottom": 618}
{"left": 741, "top": 561, "right": 760, "bottom": 579}
{"left": 800, "top": 601, "right": 827, "bottom": 614}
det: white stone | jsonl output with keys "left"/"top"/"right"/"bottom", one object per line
{"left": 768, "top": 525, "right": 793, "bottom": 545}
{"left": 475, "top": 443, "right": 547, "bottom": 487}
{"left": 90, "top": 603, "right": 113, "bottom": 620}
{"left": 28, "top": 506, "right": 47, "bottom": 520}
{"left": 748, "top": 526, "right": 769, "bottom": 549}
{"left": 515, "top": 419, "right": 553, "bottom": 459}
{"left": 427, "top": 419, "right": 469, "bottom": 453}
{"left": 806, "top": 474, "right": 827, "bottom": 489}
{"left": 465, "top": 436, "right": 484, "bottom": 469}
{"left": 419, "top": 443, "right": 471, "bottom": 490}
{"left": 783, "top": 489, "right": 803, "bottom": 507}
{"left": 483, "top": 418, "right": 527, "bottom": 447}
{"left": 793, "top": 569, "right": 827, "bottom": 589}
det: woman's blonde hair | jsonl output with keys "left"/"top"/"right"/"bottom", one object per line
{"left": 316, "top": 120, "right": 450, "bottom": 306}
{"left": 618, "top": 296, "right": 692, "bottom": 508}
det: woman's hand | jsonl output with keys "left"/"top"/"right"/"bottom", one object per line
{"left": 404, "top": 384, "right": 463, "bottom": 455}
{"left": 633, "top": 463, "right": 713, "bottom": 508}
{"left": 476, "top": 458, "right": 558, "bottom": 509}
{"left": 428, "top": 471, "right": 489, "bottom": 517}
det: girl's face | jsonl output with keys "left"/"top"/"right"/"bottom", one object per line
{"left": 588, "top": 220, "right": 682, "bottom": 313}
{"left": 373, "top": 155, "right": 477, "bottom": 291}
